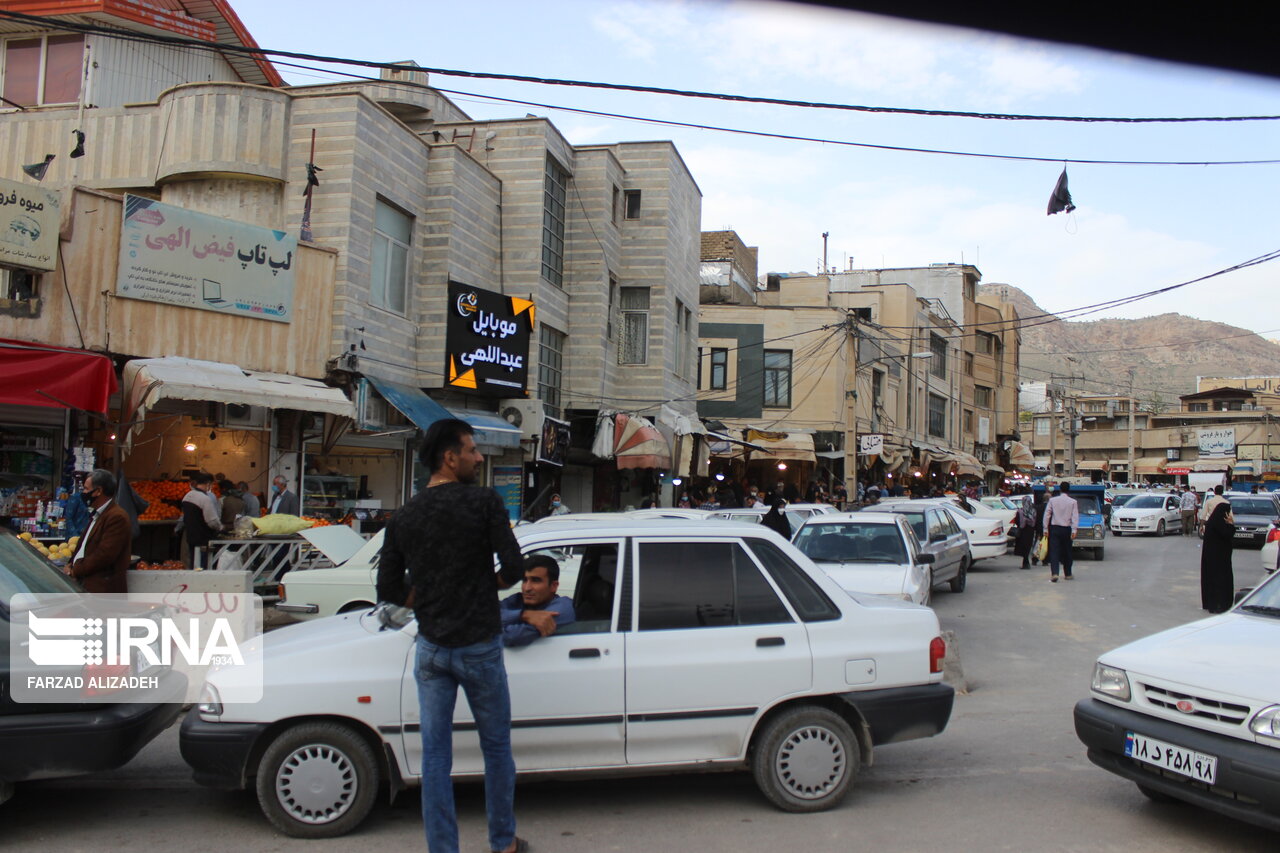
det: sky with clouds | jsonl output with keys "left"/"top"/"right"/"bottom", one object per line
{"left": 236, "top": 0, "right": 1280, "bottom": 336}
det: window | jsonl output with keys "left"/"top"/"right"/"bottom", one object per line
{"left": 964, "top": 352, "right": 974, "bottom": 376}
{"left": 1135, "top": 415, "right": 1148, "bottom": 429}
{"left": 974, "top": 332, "right": 994, "bottom": 354}
{"left": 994, "top": 338, "right": 1004, "bottom": 382}
{"left": 526, "top": 542, "right": 620, "bottom": 628}
{"left": 624, "top": 189, "right": 642, "bottom": 220}
{"left": 1035, "top": 417, "right": 1050, "bottom": 436}
{"left": 638, "top": 541, "right": 790, "bottom": 630}
{"left": 926, "top": 510, "right": 946, "bottom": 542}
{"left": 928, "top": 393, "right": 947, "bottom": 438}
{"left": 929, "top": 333, "right": 947, "bottom": 378}
{"left": 974, "top": 385, "right": 992, "bottom": 408}
{"left": 607, "top": 274, "right": 617, "bottom": 339}
{"left": 619, "top": 287, "right": 649, "bottom": 364}
{"left": 748, "top": 540, "right": 839, "bottom": 621}
{"left": 611, "top": 185, "right": 621, "bottom": 226}
{"left": 538, "top": 325, "right": 565, "bottom": 415}
{"left": 1188, "top": 403, "right": 1209, "bottom": 412}
{"left": 709, "top": 347, "right": 728, "bottom": 390}
{"left": 675, "top": 300, "right": 693, "bottom": 378}
{"left": 370, "top": 199, "right": 411, "bottom": 313}
{"left": 3, "top": 34, "right": 84, "bottom": 107}
{"left": 963, "top": 409, "right": 974, "bottom": 434}
{"left": 763, "top": 350, "right": 792, "bottom": 408}
{"left": 1, "top": 268, "right": 38, "bottom": 301}
{"left": 542, "top": 156, "right": 568, "bottom": 287}
{"left": 871, "top": 369, "right": 884, "bottom": 409}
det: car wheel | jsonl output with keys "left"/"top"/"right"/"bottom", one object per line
{"left": 1094, "top": 547, "right": 1104, "bottom": 560}
{"left": 920, "top": 569, "right": 934, "bottom": 606}
{"left": 1136, "top": 783, "right": 1177, "bottom": 804}
{"left": 751, "top": 706, "right": 859, "bottom": 813}
{"left": 255, "top": 721, "right": 381, "bottom": 839}
{"left": 1156, "top": 520, "right": 1165, "bottom": 537}
{"left": 949, "top": 557, "right": 968, "bottom": 593}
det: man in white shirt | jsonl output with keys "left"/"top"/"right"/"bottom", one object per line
{"left": 1179, "top": 487, "right": 1199, "bottom": 536}
{"left": 1042, "top": 483, "right": 1080, "bottom": 582}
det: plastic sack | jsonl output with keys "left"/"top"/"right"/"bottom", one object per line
{"left": 1035, "top": 535, "right": 1049, "bottom": 563}
{"left": 250, "top": 513, "right": 315, "bottom": 535}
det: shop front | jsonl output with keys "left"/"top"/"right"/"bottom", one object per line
{"left": 746, "top": 430, "right": 816, "bottom": 498}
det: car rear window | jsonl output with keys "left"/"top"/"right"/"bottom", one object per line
{"left": 747, "top": 539, "right": 840, "bottom": 622}
{"left": 1229, "top": 498, "right": 1278, "bottom": 516}
{"left": 793, "top": 522, "right": 907, "bottom": 563}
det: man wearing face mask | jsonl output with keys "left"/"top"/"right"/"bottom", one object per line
{"left": 68, "top": 469, "right": 133, "bottom": 593}
{"left": 547, "top": 493, "right": 569, "bottom": 516}
{"left": 269, "top": 475, "right": 299, "bottom": 516}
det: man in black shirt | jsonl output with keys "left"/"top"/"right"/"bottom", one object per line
{"left": 377, "top": 418, "right": 526, "bottom": 853}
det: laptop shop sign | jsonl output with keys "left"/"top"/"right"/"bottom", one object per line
{"left": 117, "top": 195, "right": 297, "bottom": 324}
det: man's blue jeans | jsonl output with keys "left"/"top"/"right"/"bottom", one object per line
{"left": 415, "top": 634, "right": 516, "bottom": 853}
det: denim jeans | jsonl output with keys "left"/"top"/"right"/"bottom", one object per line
{"left": 1048, "top": 525, "right": 1074, "bottom": 577}
{"left": 415, "top": 634, "right": 516, "bottom": 853}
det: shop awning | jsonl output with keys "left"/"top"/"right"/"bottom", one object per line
{"left": 614, "top": 414, "right": 671, "bottom": 470}
{"left": 950, "top": 451, "right": 984, "bottom": 477}
{"left": 366, "top": 375, "right": 451, "bottom": 430}
{"left": 1076, "top": 459, "right": 1110, "bottom": 472}
{"left": 0, "top": 339, "right": 117, "bottom": 413}
{"left": 1193, "top": 457, "right": 1235, "bottom": 472}
{"left": 122, "top": 358, "right": 354, "bottom": 445}
{"left": 445, "top": 407, "right": 522, "bottom": 450}
{"left": 1006, "top": 440, "right": 1035, "bottom": 471}
{"left": 1134, "top": 456, "right": 1168, "bottom": 476}
{"left": 748, "top": 432, "right": 817, "bottom": 465}
{"left": 1233, "top": 460, "right": 1256, "bottom": 477}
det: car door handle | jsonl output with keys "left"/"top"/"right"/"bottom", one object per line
{"left": 568, "top": 648, "right": 601, "bottom": 659}
{"left": 756, "top": 637, "right": 785, "bottom": 647}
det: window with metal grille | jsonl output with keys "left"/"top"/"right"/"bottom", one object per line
{"left": 929, "top": 334, "right": 947, "bottom": 378}
{"left": 928, "top": 393, "right": 947, "bottom": 438}
{"left": 763, "top": 350, "right": 792, "bottom": 408}
{"left": 2, "top": 34, "right": 84, "bottom": 107}
{"left": 371, "top": 199, "right": 412, "bottom": 314}
{"left": 542, "top": 156, "right": 568, "bottom": 287}
{"left": 538, "top": 325, "right": 565, "bottom": 416}
{"left": 619, "top": 287, "right": 649, "bottom": 364}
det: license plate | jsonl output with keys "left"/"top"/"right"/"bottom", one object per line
{"left": 1236, "top": 531, "right": 1255, "bottom": 538}
{"left": 1124, "top": 732, "right": 1217, "bottom": 784}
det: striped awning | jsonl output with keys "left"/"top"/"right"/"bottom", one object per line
{"left": 613, "top": 414, "right": 672, "bottom": 470}
{"left": 1133, "top": 456, "right": 1168, "bottom": 476}
{"left": 1076, "top": 459, "right": 1110, "bottom": 472}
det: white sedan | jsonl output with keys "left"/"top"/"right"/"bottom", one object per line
{"left": 1109, "top": 493, "right": 1182, "bottom": 536}
{"left": 791, "top": 512, "right": 937, "bottom": 605}
{"left": 875, "top": 498, "right": 1007, "bottom": 562}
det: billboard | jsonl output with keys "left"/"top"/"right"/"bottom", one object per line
{"left": 1198, "top": 427, "right": 1236, "bottom": 459}
{"left": 444, "top": 280, "right": 534, "bottom": 397}
{"left": 117, "top": 195, "right": 296, "bottom": 323}
{"left": 0, "top": 177, "right": 60, "bottom": 272}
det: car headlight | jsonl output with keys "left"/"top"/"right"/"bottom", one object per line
{"left": 1091, "top": 662, "right": 1131, "bottom": 702}
{"left": 1249, "top": 705, "right": 1280, "bottom": 742}
{"left": 1095, "top": 526, "right": 1105, "bottom": 538}
{"left": 197, "top": 682, "right": 223, "bottom": 717}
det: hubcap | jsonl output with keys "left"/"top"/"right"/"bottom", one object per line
{"left": 275, "top": 743, "right": 358, "bottom": 824}
{"left": 775, "top": 724, "right": 846, "bottom": 799}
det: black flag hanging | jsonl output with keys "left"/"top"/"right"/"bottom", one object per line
{"left": 300, "top": 161, "right": 321, "bottom": 242}
{"left": 1047, "top": 167, "right": 1076, "bottom": 215}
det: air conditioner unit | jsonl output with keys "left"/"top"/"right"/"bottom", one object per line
{"left": 221, "top": 403, "right": 266, "bottom": 429}
{"left": 498, "top": 398, "right": 545, "bottom": 437}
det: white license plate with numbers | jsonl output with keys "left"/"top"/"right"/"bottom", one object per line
{"left": 1124, "top": 732, "right": 1217, "bottom": 784}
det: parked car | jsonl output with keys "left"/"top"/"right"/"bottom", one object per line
{"left": 1032, "top": 484, "right": 1108, "bottom": 559}
{"left": 1073, "top": 566, "right": 1280, "bottom": 832}
{"left": 182, "top": 519, "right": 955, "bottom": 837}
{"left": 1109, "top": 493, "right": 1183, "bottom": 537}
{"left": 1261, "top": 521, "right": 1280, "bottom": 574}
{"left": 852, "top": 503, "right": 970, "bottom": 592}
{"left": 624, "top": 508, "right": 713, "bottom": 521}
{"left": 1222, "top": 494, "right": 1280, "bottom": 548}
{"left": 708, "top": 507, "right": 806, "bottom": 535}
{"left": 875, "top": 498, "right": 1007, "bottom": 563}
{"left": 0, "top": 530, "right": 186, "bottom": 805}
{"left": 792, "top": 512, "right": 940, "bottom": 605}
{"left": 276, "top": 528, "right": 387, "bottom": 621}
{"left": 976, "top": 495, "right": 1019, "bottom": 543}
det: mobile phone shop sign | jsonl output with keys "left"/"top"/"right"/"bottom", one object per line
{"left": 117, "top": 195, "right": 296, "bottom": 323}
{"left": 445, "top": 280, "right": 534, "bottom": 396}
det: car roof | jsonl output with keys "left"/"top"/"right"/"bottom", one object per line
{"left": 801, "top": 512, "right": 902, "bottom": 526}
{"left": 515, "top": 518, "right": 787, "bottom": 540}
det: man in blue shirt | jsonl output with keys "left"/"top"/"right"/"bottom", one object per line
{"left": 500, "top": 555, "right": 576, "bottom": 646}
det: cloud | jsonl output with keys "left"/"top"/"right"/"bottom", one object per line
{"left": 590, "top": 1, "right": 699, "bottom": 60}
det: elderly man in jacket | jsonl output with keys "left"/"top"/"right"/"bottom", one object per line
{"left": 68, "top": 469, "right": 133, "bottom": 593}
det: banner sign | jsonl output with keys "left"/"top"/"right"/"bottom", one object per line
{"left": 492, "top": 465, "right": 524, "bottom": 522}
{"left": 859, "top": 433, "right": 884, "bottom": 456}
{"left": 1198, "top": 427, "right": 1236, "bottom": 459}
{"left": 117, "top": 195, "right": 297, "bottom": 323}
{"left": 445, "top": 280, "right": 534, "bottom": 397}
{"left": 537, "top": 416, "right": 570, "bottom": 467}
{"left": 0, "top": 176, "right": 60, "bottom": 271}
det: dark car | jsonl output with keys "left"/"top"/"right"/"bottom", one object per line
{"left": 1225, "top": 494, "right": 1280, "bottom": 547}
{"left": 0, "top": 530, "right": 186, "bottom": 805}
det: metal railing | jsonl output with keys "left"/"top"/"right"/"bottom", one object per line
{"left": 204, "top": 536, "right": 339, "bottom": 589}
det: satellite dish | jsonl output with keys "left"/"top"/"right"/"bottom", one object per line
{"left": 501, "top": 406, "right": 523, "bottom": 428}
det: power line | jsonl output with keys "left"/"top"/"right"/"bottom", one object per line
{"left": 4, "top": 8, "right": 1277, "bottom": 125}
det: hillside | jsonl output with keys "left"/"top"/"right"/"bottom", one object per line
{"left": 981, "top": 283, "right": 1280, "bottom": 404}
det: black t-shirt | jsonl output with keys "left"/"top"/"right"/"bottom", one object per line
{"left": 376, "top": 482, "right": 524, "bottom": 647}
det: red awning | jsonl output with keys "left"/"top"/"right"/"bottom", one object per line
{"left": 614, "top": 414, "right": 672, "bottom": 470}
{"left": 0, "top": 340, "right": 117, "bottom": 413}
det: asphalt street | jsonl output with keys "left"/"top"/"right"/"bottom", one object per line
{"left": 6, "top": 528, "right": 1276, "bottom": 852}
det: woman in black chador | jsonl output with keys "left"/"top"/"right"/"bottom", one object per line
{"left": 1200, "top": 501, "right": 1236, "bottom": 614}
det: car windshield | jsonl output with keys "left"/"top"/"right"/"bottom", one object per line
{"left": 1239, "top": 571, "right": 1280, "bottom": 617}
{"left": 793, "top": 522, "right": 907, "bottom": 564}
{"left": 0, "top": 532, "right": 79, "bottom": 615}
{"left": 1126, "top": 496, "right": 1167, "bottom": 509}
{"left": 1228, "top": 498, "right": 1278, "bottom": 517}
{"left": 1111, "top": 494, "right": 1138, "bottom": 507}
{"left": 1070, "top": 495, "right": 1100, "bottom": 514}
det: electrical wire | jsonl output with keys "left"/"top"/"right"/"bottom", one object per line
{"left": 4, "top": 8, "right": 1278, "bottom": 125}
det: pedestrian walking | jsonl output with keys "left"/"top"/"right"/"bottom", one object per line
{"left": 1043, "top": 483, "right": 1079, "bottom": 582}
{"left": 376, "top": 418, "right": 528, "bottom": 853}
{"left": 1031, "top": 491, "right": 1047, "bottom": 565}
{"left": 761, "top": 497, "right": 792, "bottom": 539}
{"left": 67, "top": 469, "right": 133, "bottom": 594}
{"left": 1200, "top": 501, "right": 1236, "bottom": 613}
{"left": 1178, "top": 486, "right": 1199, "bottom": 536}
{"left": 1013, "top": 494, "right": 1037, "bottom": 570}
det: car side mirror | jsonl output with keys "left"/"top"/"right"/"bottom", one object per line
{"left": 916, "top": 552, "right": 935, "bottom": 565}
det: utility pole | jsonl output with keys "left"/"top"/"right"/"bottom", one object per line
{"left": 1127, "top": 368, "right": 1137, "bottom": 485}
{"left": 1047, "top": 386, "right": 1058, "bottom": 478}
{"left": 1066, "top": 397, "right": 1078, "bottom": 478}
